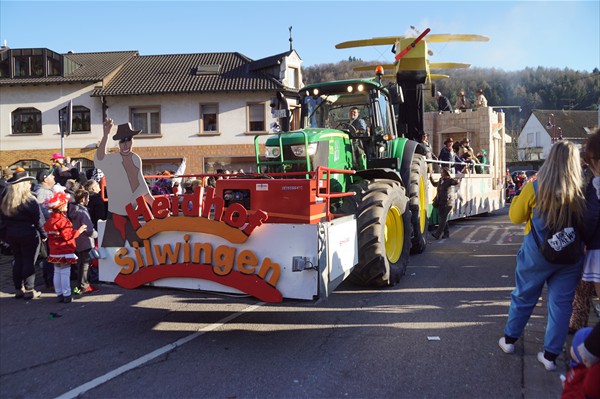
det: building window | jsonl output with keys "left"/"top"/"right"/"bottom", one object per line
{"left": 1, "top": 49, "right": 66, "bottom": 78}
{"left": 59, "top": 105, "right": 91, "bottom": 133}
{"left": 289, "top": 67, "right": 299, "bottom": 88}
{"left": 47, "top": 55, "right": 61, "bottom": 76}
{"left": 14, "top": 56, "right": 30, "bottom": 77}
{"left": 31, "top": 55, "right": 44, "bottom": 77}
{"left": 12, "top": 107, "right": 42, "bottom": 134}
{"left": 0, "top": 53, "right": 9, "bottom": 78}
{"left": 141, "top": 158, "right": 184, "bottom": 176}
{"left": 204, "top": 156, "right": 258, "bottom": 174}
{"left": 8, "top": 159, "right": 50, "bottom": 176}
{"left": 12, "top": 50, "right": 45, "bottom": 77}
{"left": 70, "top": 158, "right": 94, "bottom": 172}
{"left": 131, "top": 107, "right": 160, "bottom": 135}
{"left": 200, "top": 104, "right": 218, "bottom": 133}
{"left": 248, "top": 103, "right": 265, "bottom": 132}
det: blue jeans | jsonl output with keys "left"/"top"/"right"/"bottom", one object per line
{"left": 504, "top": 234, "right": 583, "bottom": 355}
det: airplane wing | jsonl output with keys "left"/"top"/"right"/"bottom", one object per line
{"left": 335, "top": 37, "right": 402, "bottom": 49}
{"left": 356, "top": 62, "right": 469, "bottom": 72}
{"left": 383, "top": 74, "right": 449, "bottom": 80}
{"left": 429, "top": 62, "right": 471, "bottom": 69}
{"left": 336, "top": 34, "right": 489, "bottom": 49}
{"left": 425, "top": 34, "right": 490, "bottom": 42}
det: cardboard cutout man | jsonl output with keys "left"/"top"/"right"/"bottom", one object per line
{"left": 94, "top": 118, "right": 154, "bottom": 247}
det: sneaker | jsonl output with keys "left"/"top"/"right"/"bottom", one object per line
{"left": 23, "top": 290, "right": 42, "bottom": 300}
{"left": 83, "top": 285, "right": 99, "bottom": 293}
{"left": 73, "top": 287, "right": 82, "bottom": 295}
{"left": 57, "top": 295, "right": 64, "bottom": 303}
{"left": 62, "top": 295, "right": 72, "bottom": 303}
{"left": 14, "top": 289, "right": 25, "bottom": 299}
{"left": 499, "top": 337, "right": 515, "bottom": 354}
{"left": 537, "top": 352, "right": 557, "bottom": 371}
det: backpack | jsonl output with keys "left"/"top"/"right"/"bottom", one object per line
{"left": 530, "top": 179, "right": 584, "bottom": 265}
{"left": 531, "top": 221, "right": 583, "bottom": 265}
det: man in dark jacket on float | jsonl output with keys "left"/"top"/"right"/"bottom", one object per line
{"left": 435, "top": 91, "right": 453, "bottom": 113}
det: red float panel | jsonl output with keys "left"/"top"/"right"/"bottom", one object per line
{"left": 216, "top": 179, "right": 326, "bottom": 224}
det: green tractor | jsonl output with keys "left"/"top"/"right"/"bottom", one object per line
{"left": 258, "top": 77, "right": 429, "bottom": 286}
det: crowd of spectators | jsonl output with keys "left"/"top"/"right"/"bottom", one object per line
{"left": 0, "top": 153, "right": 107, "bottom": 302}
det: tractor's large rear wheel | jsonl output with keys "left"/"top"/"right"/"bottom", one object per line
{"left": 348, "top": 179, "right": 411, "bottom": 287}
{"left": 409, "top": 153, "right": 429, "bottom": 254}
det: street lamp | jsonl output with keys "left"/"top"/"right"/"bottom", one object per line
{"left": 545, "top": 113, "right": 562, "bottom": 144}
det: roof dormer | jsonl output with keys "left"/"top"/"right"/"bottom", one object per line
{"left": 0, "top": 48, "right": 81, "bottom": 79}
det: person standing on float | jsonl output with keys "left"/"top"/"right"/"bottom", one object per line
{"left": 94, "top": 118, "right": 154, "bottom": 247}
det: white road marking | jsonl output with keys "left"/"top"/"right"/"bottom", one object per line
{"left": 54, "top": 302, "right": 264, "bottom": 399}
{"left": 451, "top": 224, "right": 523, "bottom": 245}
{"left": 463, "top": 226, "right": 500, "bottom": 244}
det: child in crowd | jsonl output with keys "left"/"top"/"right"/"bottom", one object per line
{"left": 68, "top": 189, "right": 99, "bottom": 295}
{"left": 561, "top": 323, "right": 600, "bottom": 398}
{"left": 44, "top": 192, "right": 87, "bottom": 303}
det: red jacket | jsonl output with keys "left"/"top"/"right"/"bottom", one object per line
{"left": 562, "top": 363, "right": 600, "bottom": 399}
{"left": 44, "top": 211, "right": 81, "bottom": 262}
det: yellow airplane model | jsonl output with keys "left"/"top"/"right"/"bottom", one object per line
{"left": 335, "top": 30, "right": 489, "bottom": 84}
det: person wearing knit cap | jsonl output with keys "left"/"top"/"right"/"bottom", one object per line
{"left": 44, "top": 191, "right": 87, "bottom": 303}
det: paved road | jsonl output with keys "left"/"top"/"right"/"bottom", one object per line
{"left": 0, "top": 207, "right": 597, "bottom": 398}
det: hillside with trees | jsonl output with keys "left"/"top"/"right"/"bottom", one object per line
{"left": 302, "top": 59, "right": 600, "bottom": 135}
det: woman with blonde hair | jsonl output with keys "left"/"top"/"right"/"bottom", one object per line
{"left": 0, "top": 169, "right": 47, "bottom": 299}
{"left": 499, "top": 140, "right": 586, "bottom": 371}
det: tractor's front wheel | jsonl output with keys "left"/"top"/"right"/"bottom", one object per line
{"left": 349, "top": 179, "right": 411, "bottom": 286}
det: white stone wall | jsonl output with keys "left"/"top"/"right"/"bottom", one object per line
{"left": 0, "top": 83, "right": 104, "bottom": 151}
{"left": 103, "top": 92, "right": 280, "bottom": 147}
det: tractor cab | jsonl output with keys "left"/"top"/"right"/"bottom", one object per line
{"left": 260, "top": 78, "right": 403, "bottom": 191}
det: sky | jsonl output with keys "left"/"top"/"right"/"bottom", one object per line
{"left": 1, "top": 1, "right": 599, "bottom": 72}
